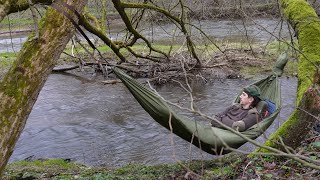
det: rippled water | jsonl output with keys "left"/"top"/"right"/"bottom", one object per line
{"left": 3, "top": 17, "right": 295, "bottom": 167}
{"left": 10, "top": 73, "right": 297, "bottom": 167}
{"left": 0, "top": 18, "right": 290, "bottom": 53}
{"left": 0, "top": 34, "right": 27, "bottom": 53}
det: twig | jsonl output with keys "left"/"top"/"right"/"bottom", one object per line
{"left": 6, "top": 15, "right": 16, "bottom": 54}
{"left": 168, "top": 111, "right": 202, "bottom": 179}
{"left": 298, "top": 107, "right": 320, "bottom": 122}
{"left": 239, "top": 8, "right": 256, "bottom": 57}
{"left": 242, "top": 160, "right": 252, "bottom": 178}
{"left": 28, "top": 0, "right": 39, "bottom": 39}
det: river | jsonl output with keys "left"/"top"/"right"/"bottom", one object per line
{"left": 3, "top": 18, "right": 296, "bottom": 167}
{"left": 9, "top": 73, "right": 297, "bottom": 167}
{"left": 0, "top": 18, "right": 290, "bottom": 53}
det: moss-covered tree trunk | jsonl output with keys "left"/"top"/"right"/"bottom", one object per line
{"left": 0, "top": 0, "right": 52, "bottom": 21}
{"left": 0, "top": 0, "right": 87, "bottom": 175}
{"left": 259, "top": 0, "right": 320, "bottom": 151}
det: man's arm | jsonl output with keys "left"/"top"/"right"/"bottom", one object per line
{"left": 211, "top": 105, "right": 235, "bottom": 128}
{"left": 215, "top": 105, "right": 234, "bottom": 117}
{"left": 232, "top": 113, "right": 260, "bottom": 131}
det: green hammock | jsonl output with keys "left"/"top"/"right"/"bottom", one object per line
{"left": 113, "top": 53, "right": 288, "bottom": 155}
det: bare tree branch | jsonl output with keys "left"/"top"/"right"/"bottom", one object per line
{"left": 28, "top": 0, "right": 40, "bottom": 39}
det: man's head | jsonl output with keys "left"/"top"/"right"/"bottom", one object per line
{"left": 240, "top": 85, "right": 262, "bottom": 108}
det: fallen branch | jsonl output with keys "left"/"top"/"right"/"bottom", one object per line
{"left": 101, "top": 79, "right": 122, "bottom": 84}
{"left": 53, "top": 65, "right": 80, "bottom": 72}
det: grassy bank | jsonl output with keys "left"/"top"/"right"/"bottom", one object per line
{"left": 4, "top": 149, "right": 319, "bottom": 179}
{"left": 3, "top": 158, "right": 222, "bottom": 179}
{"left": 1, "top": 154, "right": 257, "bottom": 179}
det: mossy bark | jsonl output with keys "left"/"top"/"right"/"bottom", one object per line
{"left": 258, "top": 0, "right": 320, "bottom": 152}
{"left": 0, "top": 0, "right": 88, "bottom": 176}
{"left": 281, "top": 89, "right": 319, "bottom": 148}
{"left": 0, "top": 0, "right": 52, "bottom": 21}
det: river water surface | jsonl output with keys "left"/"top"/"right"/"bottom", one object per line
{"left": 0, "top": 18, "right": 290, "bottom": 53}
{"left": 3, "top": 18, "right": 296, "bottom": 167}
{"left": 9, "top": 73, "right": 297, "bottom": 167}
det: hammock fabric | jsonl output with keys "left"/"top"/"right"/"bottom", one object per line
{"left": 113, "top": 53, "right": 288, "bottom": 155}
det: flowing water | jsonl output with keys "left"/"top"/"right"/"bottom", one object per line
{"left": 2, "top": 18, "right": 296, "bottom": 167}
{"left": 9, "top": 73, "right": 297, "bottom": 167}
{"left": 0, "top": 18, "right": 290, "bottom": 53}
{"left": 0, "top": 34, "right": 27, "bottom": 53}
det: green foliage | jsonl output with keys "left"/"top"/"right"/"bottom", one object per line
{"left": 211, "top": 166, "right": 234, "bottom": 176}
{"left": 310, "top": 142, "right": 320, "bottom": 149}
{"left": 0, "top": 19, "right": 33, "bottom": 25}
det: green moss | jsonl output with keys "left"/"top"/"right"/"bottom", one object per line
{"left": 6, "top": 157, "right": 243, "bottom": 180}
{"left": 6, "top": 155, "right": 311, "bottom": 179}
{"left": 281, "top": 0, "right": 320, "bottom": 102}
{"left": 0, "top": 12, "right": 49, "bottom": 100}
{"left": 4, "top": 159, "right": 205, "bottom": 179}
{"left": 4, "top": 159, "right": 88, "bottom": 179}
{"left": 282, "top": 0, "right": 318, "bottom": 25}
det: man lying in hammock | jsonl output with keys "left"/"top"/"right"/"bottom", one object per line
{"left": 211, "top": 85, "right": 263, "bottom": 131}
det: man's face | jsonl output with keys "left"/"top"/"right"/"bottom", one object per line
{"left": 240, "top": 92, "right": 253, "bottom": 106}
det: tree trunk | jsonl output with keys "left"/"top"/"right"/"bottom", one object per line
{"left": 0, "top": 0, "right": 87, "bottom": 175}
{"left": 280, "top": 88, "right": 320, "bottom": 149}
{"left": 259, "top": 0, "right": 320, "bottom": 152}
{"left": 0, "top": 0, "right": 52, "bottom": 21}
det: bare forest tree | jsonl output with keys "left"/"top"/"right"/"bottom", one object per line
{"left": 0, "top": 0, "right": 319, "bottom": 177}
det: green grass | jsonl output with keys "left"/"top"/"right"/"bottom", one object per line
{"left": 4, "top": 159, "right": 90, "bottom": 179}
{"left": 4, "top": 158, "right": 227, "bottom": 179}
{"left": 5, "top": 152, "right": 316, "bottom": 179}
{"left": 0, "top": 19, "right": 34, "bottom": 26}
{"left": 0, "top": 52, "right": 16, "bottom": 68}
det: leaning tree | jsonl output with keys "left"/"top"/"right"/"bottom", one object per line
{"left": 258, "top": 0, "right": 320, "bottom": 152}
{"left": 0, "top": 0, "right": 88, "bottom": 175}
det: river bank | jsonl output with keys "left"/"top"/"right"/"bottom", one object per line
{"left": 4, "top": 144, "right": 319, "bottom": 179}
{"left": 0, "top": 41, "right": 298, "bottom": 84}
